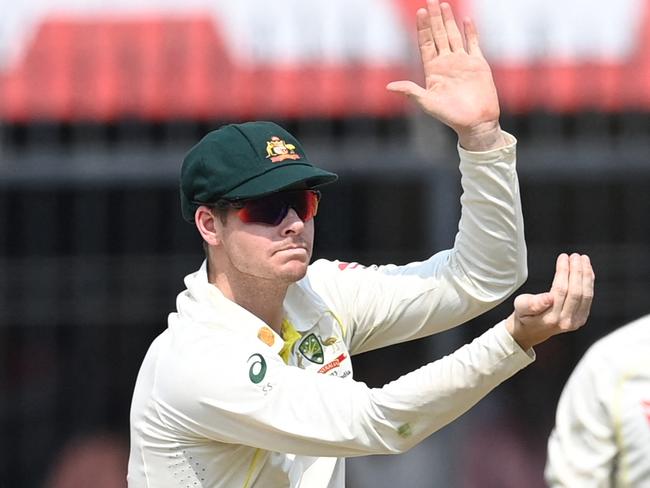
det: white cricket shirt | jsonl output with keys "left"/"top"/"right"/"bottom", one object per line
{"left": 129, "top": 134, "right": 533, "bottom": 488}
{"left": 546, "top": 315, "right": 650, "bottom": 487}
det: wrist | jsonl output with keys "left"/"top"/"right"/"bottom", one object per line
{"left": 505, "top": 314, "right": 534, "bottom": 352}
{"left": 457, "top": 121, "right": 506, "bottom": 151}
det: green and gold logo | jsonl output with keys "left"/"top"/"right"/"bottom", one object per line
{"left": 265, "top": 136, "right": 300, "bottom": 163}
{"left": 247, "top": 353, "right": 267, "bottom": 384}
{"left": 298, "top": 333, "right": 324, "bottom": 364}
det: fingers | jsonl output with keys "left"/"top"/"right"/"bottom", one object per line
{"left": 549, "top": 253, "right": 569, "bottom": 313}
{"left": 550, "top": 253, "right": 594, "bottom": 331}
{"left": 386, "top": 80, "right": 426, "bottom": 99}
{"left": 462, "top": 18, "right": 481, "bottom": 55}
{"left": 508, "top": 253, "right": 594, "bottom": 350}
{"left": 514, "top": 292, "right": 554, "bottom": 318}
{"left": 427, "top": 0, "right": 450, "bottom": 54}
{"left": 410, "top": 0, "right": 485, "bottom": 78}
{"left": 419, "top": 0, "right": 466, "bottom": 55}
{"left": 417, "top": 8, "right": 437, "bottom": 63}
{"left": 561, "top": 254, "right": 584, "bottom": 320}
{"left": 577, "top": 255, "right": 595, "bottom": 324}
{"left": 440, "top": 3, "right": 464, "bottom": 52}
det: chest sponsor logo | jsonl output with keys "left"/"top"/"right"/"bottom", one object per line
{"left": 298, "top": 333, "right": 324, "bottom": 364}
{"left": 247, "top": 353, "right": 267, "bottom": 384}
{"left": 318, "top": 353, "right": 348, "bottom": 374}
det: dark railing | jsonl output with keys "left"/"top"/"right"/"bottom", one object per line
{"left": 1, "top": 114, "right": 650, "bottom": 487}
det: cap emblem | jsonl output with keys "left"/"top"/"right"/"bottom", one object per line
{"left": 266, "top": 136, "right": 301, "bottom": 163}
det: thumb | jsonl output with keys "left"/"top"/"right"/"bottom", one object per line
{"left": 386, "top": 80, "right": 426, "bottom": 99}
{"left": 514, "top": 292, "right": 554, "bottom": 318}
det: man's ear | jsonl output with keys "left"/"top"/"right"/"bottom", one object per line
{"left": 195, "top": 206, "right": 223, "bottom": 246}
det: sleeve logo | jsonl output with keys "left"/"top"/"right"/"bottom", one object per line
{"left": 247, "top": 353, "right": 267, "bottom": 384}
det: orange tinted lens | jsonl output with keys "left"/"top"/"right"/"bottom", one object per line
{"left": 237, "top": 190, "right": 320, "bottom": 225}
{"left": 296, "top": 190, "right": 319, "bottom": 221}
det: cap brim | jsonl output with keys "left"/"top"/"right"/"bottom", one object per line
{"left": 222, "top": 163, "right": 338, "bottom": 200}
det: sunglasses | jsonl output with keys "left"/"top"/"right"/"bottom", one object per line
{"left": 213, "top": 190, "right": 321, "bottom": 226}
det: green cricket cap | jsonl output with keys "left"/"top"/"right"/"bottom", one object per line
{"left": 180, "top": 121, "right": 338, "bottom": 222}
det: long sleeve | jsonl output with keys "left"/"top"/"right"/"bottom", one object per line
{"left": 306, "top": 132, "right": 526, "bottom": 355}
{"left": 153, "top": 319, "right": 533, "bottom": 458}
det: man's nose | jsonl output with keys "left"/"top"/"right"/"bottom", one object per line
{"left": 280, "top": 208, "right": 305, "bottom": 235}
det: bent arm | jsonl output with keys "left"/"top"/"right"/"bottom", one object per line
{"left": 308, "top": 134, "right": 526, "bottom": 354}
{"left": 449, "top": 131, "right": 526, "bottom": 303}
{"left": 156, "top": 321, "right": 533, "bottom": 457}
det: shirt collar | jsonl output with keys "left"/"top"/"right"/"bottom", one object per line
{"left": 180, "top": 260, "right": 284, "bottom": 355}
{"left": 285, "top": 274, "right": 330, "bottom": 332}
{"left": 181, "top": 260, "right": 330, "bottom": 346}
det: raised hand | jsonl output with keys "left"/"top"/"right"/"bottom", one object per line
{"left": 506, "top": 254, "right": 595, "bottom": 351}
{"left": 387, "top": 0, "right": 505, "bottom": 150}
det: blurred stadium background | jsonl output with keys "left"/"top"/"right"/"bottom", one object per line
{"left": 2, "top": 0, "right": 650, "bottom": 486}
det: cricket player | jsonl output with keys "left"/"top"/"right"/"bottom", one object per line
{"left": 128, "top": 1, "right": 594, "bottom": 486}
{"left": 545, "top": 315, "right": 650, "bottom": 487}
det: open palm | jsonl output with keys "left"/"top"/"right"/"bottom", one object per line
{"left": 388, "top": 1, "right": 502, "bottom": 145}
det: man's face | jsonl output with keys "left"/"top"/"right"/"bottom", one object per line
{"left": 217, "top": 206, "right": 315, "bottom": 285}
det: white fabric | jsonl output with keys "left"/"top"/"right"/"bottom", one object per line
{"left": 545, "top": 315, "right": 650, "bottom": 488}
{"left": 128, "top": 133, "right": 532, "bottom": 488}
